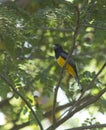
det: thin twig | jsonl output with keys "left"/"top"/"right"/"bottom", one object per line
{"left": 88, "top": 62, "right": 106, "bottom": 87}
{"left": 44, "top": 101, "right": 74, "bottom": 118}
{"left": 0, "top": 73, "right": 44, "bottom": 130}
{"left": 39, "top": 27, "right": 74, "bottom": 32}
{"left": 52, "top": 6, "right": 81, "bottom": 124}
{"left": 83, "top": 23, "right": 106, "bottom": 31}
{"left": 38, "top": 24, "right": 106, "bottom": 32}
{"left": 11, "top": 121, "right": 30, "bottom": 130}
{"left": 65, "top": 123, "right": 106, "bottom": 130}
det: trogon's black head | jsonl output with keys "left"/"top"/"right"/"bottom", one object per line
{"left": 54, "top": 44, "right": 63, "bottom": 51}
{"left": 54, "top": 44, "right": 63, "bottom": 58}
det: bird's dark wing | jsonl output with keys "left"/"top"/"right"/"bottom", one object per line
{"left": 60, "top": 51, "right": 79, "bottom": 80}
{"left": 60, "top": 51, "right": 76, "bottom": 70}
{"left": 59, "top": 51, "right": 81, "bottom": 89}
{"left": 60, "top": 51, "right": 68, "bottom": 59}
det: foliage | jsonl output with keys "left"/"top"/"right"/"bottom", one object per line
{"left": 0, "top": 0, "right": 106, "bottom": 130}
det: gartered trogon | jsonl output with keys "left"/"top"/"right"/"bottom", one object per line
{"left": 54, "top": 44, "right": 80, "bottom": 86}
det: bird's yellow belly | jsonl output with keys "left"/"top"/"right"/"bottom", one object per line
{"left": 57, "top": 56, "right": 76, "bottom": 77}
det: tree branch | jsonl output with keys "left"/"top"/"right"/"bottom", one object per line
{"left": 65, "top": 123, "right": 106, "bottom": 130}
{"left": 80, "top": 61, "right": 106, "bottom": 93}
{"left": 38, "top": 24, "right": 106, "bottom": 32}
{"left": 88, "top": 62, "right": 106, "bottom": 88}
{"left": 44, "top": 101, "right": 74, "bottom": 118}
{"left": 52, "top": 5, "right": 81, "bottom": 124}
{"left": 47, "top": 87, "right": 106, "bottom": 130}
{"left": 39, "top": 27, "right": 74, "bottom": 32}
{"left": 11, "top": 121, "right": 30, "bottom": 130}
{"left": 83, "top": 23, "right": 106, "bottom": 31}
{"left": 0, "top": 73, "right": 44, "bottom": 130}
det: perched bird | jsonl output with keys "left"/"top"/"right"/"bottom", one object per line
{"left": 54, "top": 44, "right": 80, "bottom": 86}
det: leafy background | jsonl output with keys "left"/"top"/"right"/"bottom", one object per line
{"left": 0, "top": 0, "right": 106, "bottom": 130}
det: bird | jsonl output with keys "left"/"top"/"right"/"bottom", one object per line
{"left": 53, "top": 44, "right": 80, "bottom": 86}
